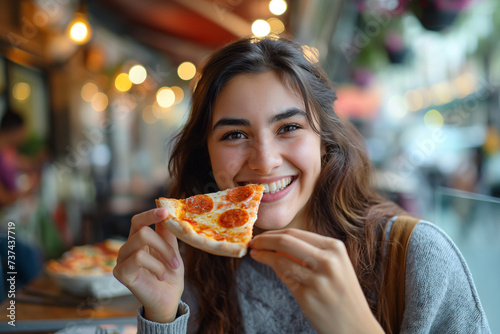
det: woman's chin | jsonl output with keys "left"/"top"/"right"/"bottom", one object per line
{"left": 253, "top": 215, "right": 292, "bottom": 232}
{"left": 254, "top": 221, "right": 286, "bottom": 232}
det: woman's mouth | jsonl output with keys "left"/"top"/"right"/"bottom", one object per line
{"left": 239, "top": 176, "right": 295, "bottom": 194}
{"left": 261, "top": 177, "right": 293, "bottom": 194}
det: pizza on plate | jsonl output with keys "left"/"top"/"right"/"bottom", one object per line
{"left": 156, "top": 184, "right": 265, "bottom": 258}
{"left": 46, "top": 239, "right": 125, "bottom": 276}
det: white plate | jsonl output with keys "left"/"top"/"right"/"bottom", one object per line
{"left": 47, "top": 270, "right": 132, "bottom": 299}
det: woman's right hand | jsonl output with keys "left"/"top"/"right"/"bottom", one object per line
{"left": 113, "top": 208, "right": 184, "bottom": 323}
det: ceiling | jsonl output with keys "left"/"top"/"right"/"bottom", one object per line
{"left": 0, "top": 0, "right": 338, "bottom": 72}
{"left": 91, "top": 0, "right": 295, "bottom": 63}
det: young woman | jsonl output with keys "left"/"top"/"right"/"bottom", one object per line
{"left": 113, "top": 36, "right": 491, "bottom": 333}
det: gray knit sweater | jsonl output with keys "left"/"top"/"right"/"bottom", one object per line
{"left": 137, "top": 220, "right": 491, "bottom": 333}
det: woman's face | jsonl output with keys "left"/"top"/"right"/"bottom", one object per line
{"left": 207, "top": 71, "right": 323, "bottom": 230}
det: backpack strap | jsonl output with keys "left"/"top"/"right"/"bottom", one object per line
{"left": 384, "top": 215, "right": 419, "bottom": 334}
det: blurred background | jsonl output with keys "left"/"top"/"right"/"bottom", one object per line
{"left": 0, "top": 0, "right": 499, "bottom": 330}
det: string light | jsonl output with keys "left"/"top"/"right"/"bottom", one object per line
{"left": 269, "top": 0, "right": 287, "bottom": 15}
{"left": 177, "top": 62, "right": 196, "bottom": 81}
{"left": 129, "top": 65, "right": 147, "bottom": 84}
{"left": 115, "top": 73, "right": 132, "bottom": 92}
{"left": 68, "top": 13, "right": 92, "bottom": 44}
{"left": 156, "top": 87, "right": 175, "bottom": 108}
{"left": 252, "top": 19, "right": 271, "bottom": 37}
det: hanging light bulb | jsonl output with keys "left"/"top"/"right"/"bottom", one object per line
{"left": 269, "top": 0, "right": 287, "bottom": 15}
{"left": 67, "top": 1, "right": 92, "bottom": 45}
{"left": 252, "top": 19, "right": 271, "bottom": 37}
{"left": 68, "top": 13, "right": 92, "bottom": 44}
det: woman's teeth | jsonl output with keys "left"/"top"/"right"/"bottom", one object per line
{"left": 261, "top": 177, "right": 293, "bottom": 194}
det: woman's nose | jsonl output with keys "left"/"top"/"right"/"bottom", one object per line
{"left": 247, "top": 136, "right": 282, "bottom": 174}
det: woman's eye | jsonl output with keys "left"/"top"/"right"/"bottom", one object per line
{"left": 221, "top": 131, "right": 246, "bottom": 141}
{"left": 278, "top": 123, "right": 302, "bottom": 134}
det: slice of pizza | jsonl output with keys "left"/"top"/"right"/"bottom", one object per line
{"left": 155, "top": 184, "right": 265, "bottom": 258}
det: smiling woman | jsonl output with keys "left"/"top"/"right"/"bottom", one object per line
{"left": 207, "top": 71, "right": 322, "bottom": 231}
{"left": 112, "top": 36, "right": 491, "bottom": 334}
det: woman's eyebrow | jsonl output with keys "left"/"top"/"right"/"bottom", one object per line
{"left": 268, "top": 107, "right": 307, "bottom": 124}
{"left": 212, "top": 118, "right": 250, "bottom": 131}
{"left": 212, "top": 107, "right": 306, "bottom": 131}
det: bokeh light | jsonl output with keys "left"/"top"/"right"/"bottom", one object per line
{"left": 431, "top": 82, "right": 453, "bottom": 105}
{"left": 129, "top": 65, "right": 147, "bottom": 84}
{"left": 267, "top": 17, "right": 285, "bottom": 34}
{"left": 177, "top": 62, "right": 196, "bottom": 81}
{"left": 91, "top": 92, "right": 108, "bottom": 111}
{"left": 68, "top": 14, "right": 92, "bottom": 44}
{"left": 386, "top": 95, "right": 408, "bottom": 119}
{"left": 404, "top": 89, "right": 424, "bottom": 112}
{"left": 81, "top": 82, "right": 98, "bottom": 102}
{"left": 269, "top": 0, "right": 287, "bottom": 15}
{"left": 115, "top": 73, "right": 132, "bottom": 92}
{"left": 252, "top": 19, "right": 271, "bottom": 37}
{"left": 156, "top": 87, "right": 175, "bottom": 108}
{"left": 12, "top": 82, "right": 31, "bottom": 101}
{"left": 453, "top": 72, "right": 477, "bottom": 98}
{"left": 170, "top": 86, "right": 184, "bottom": 105}
{"left": 424, "top": 109, "right": 444, "bottom": 129}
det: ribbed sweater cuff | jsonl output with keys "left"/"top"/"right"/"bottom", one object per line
{"left": 137, "top": 301, "right": 190, "bottom": 334}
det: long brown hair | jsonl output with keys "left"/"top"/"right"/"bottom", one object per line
{"left": 168, "top": 36, "right": 405, "bottom": 333}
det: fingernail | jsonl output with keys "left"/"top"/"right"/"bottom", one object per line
{"left": 170, "top": 256, "right": 180, "bottom": 270}
{"left": 155, "top": 208, "right": 167, "bottom": 217}
{"left": 161, "top": 272, "right": 167, "bottom": 281}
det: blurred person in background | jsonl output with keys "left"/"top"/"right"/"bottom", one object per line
{"left": 0, "top": 109, "right": 45, "bottom": 207}
{"left": 0, "top": 108, "right": 46, "bottom": 300}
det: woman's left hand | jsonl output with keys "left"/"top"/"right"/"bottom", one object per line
{"left": 249, "top": 228, "right": 384, "bottom": 334}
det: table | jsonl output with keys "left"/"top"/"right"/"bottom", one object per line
{"left": 0, "top": 274, "right": 141, "bottom": 333}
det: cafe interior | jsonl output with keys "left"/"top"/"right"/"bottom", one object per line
{"left": 0, "top": 0, "right": 499, "bottom": 332}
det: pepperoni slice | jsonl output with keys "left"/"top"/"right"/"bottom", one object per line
{"left": 185, "top": 195, "right": 213, "bottom": 214}
{"left": 218, "top": 209, "right": 249, "bottom": 228}
{"left": 228, "top": 185, "right": 254, "bottom": 203}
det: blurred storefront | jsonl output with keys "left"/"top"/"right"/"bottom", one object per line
{"left": 0, "top": 0, "right": 499, "bottom": 331}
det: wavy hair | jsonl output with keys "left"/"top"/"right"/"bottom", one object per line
{"left": 168, "top": 36, "right": 405, "bottom": 333}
